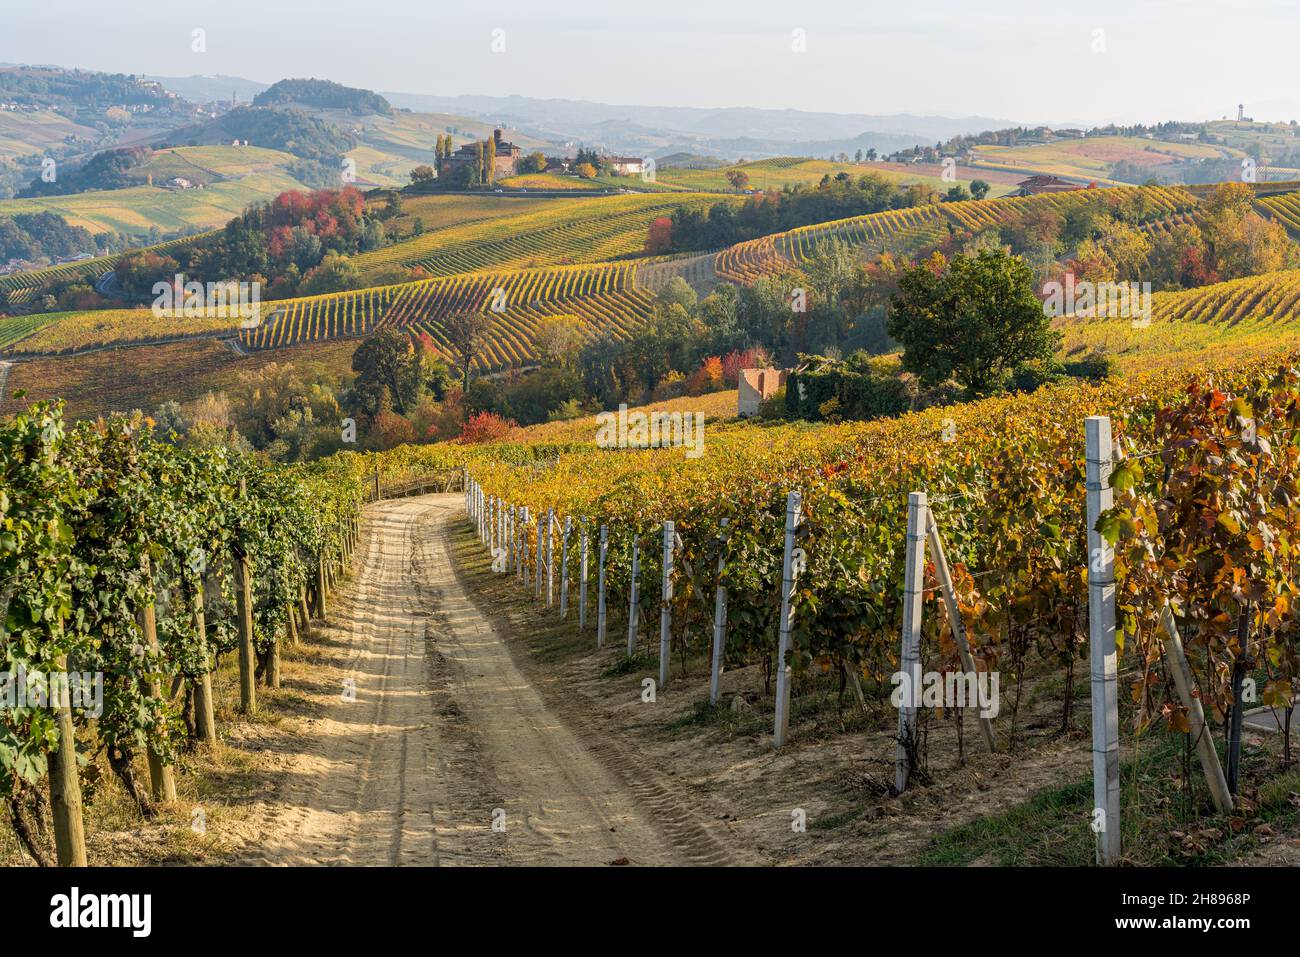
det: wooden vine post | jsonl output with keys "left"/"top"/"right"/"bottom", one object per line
{"left": 1085, "top": 416, "right": 1122, "bottom": 864}
{"left": 659, "top": 521, "right": 674, "bottom": 688}
{"left": 709, "top": 518, "right": 731, "bottom": 706}
{"left": 1159, "top": 606, "right": 1234, "bottom": 813}
{"left": 597, "top": 525, "right": 608, "bottom": 648}
{"left": 773, "top": 491, "right": 802, "bottom": 748}
{"left": 48, "top": 651, "right": 87, "bottom": 866}
{"left": 315, "top": 546, "right": 327, "bottom": 619}
{"left": 895, "top": 491, "right": 926, "bottom": 788}
{"left": 926, "top": 508, "right": 997, "bottom": 752}
{"left": 627, "top": 536, "right": 640, "bottom": 656}
{"left": 236, "top": 478, "right": 258, "bottom": 716}
{"left": 192, "top": 578, "right": 218, "bottom": 747}
{"left": 136, "top": 560, "right": 176, "bottom": 802}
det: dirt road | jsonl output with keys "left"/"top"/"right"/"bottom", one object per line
{"left": 237, "top": 494, "right": 685, "bottom": 866}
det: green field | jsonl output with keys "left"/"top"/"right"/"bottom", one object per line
{"left": 0, "top": 108, "right": 101, "bottom": 159}
{"left": 0, "top": 165, "right": 309, "bottom": 235}
{"left": 651, "top": 156, "right": 1013, "bottom": 196}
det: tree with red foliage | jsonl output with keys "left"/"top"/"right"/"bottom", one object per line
{"left": 457, "top": 411, "right": 519, "bottom": 444}
{"left": 645, "top": 216, "right": 673, "bottom": 254}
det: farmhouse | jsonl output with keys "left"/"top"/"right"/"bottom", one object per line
{"left": 737, "top": 367, "right": 787, "bottom": 417}
{"left": 1009, "top": 174, "right": 1083, "bottom": 197}
{"left": 607, "top": 156, "right": 645, "bottom": 175}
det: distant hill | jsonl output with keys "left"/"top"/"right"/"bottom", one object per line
{"left": 381, "top": 91, "right": 1022, "bottom": 160}
{"left": 656, "top": 152, "right": 726, "bottom": 169}
{"left": 158, "top": 106, "right": 356, "bottom": 164}
{"left": 0, "top": 65, "right": 179, "bottom": 111}
{"left": 255, "top": 78, "right": 391, "bottom": 116}
{"left": 145, "top": 73, "right": 269, "bottom": 105}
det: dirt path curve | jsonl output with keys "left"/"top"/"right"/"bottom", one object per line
{"left": 236, "top": 493, "right": 682, "bottom": 866}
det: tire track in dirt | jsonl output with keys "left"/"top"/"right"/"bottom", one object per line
{"left": 233, "top": 494, "right": 688, "bottom": 866}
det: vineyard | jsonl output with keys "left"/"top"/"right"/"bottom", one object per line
{"left": 239, "top": 261, "right": 647, "bottom": 369}
{"left": 1257, "top": 189, "right": 1300, "bottom": 236}
{"left": 437, "top": 344, "right": 1300, "bottom": 862}
{"left": 714, "top": 184, "right": 1202, "bottom": 284}
{"left": 352, "top": 193, "right": 736, "bottom": 280}
{"left": 0, "top": 231, "right": 217, "bottom": 306}
{"left": 0, "top": 399, "right": 374, "bottom": 866}
{"left": 1056, "top": 268, "right": 1300, "bottom": 373}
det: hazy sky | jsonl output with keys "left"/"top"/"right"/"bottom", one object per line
{"left": 4, "top": 0, "right": 1297, "bottom": 125}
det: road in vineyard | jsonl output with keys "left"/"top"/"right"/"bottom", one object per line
{"left": 237, "top": 493, "right": 682, "bottom": 866}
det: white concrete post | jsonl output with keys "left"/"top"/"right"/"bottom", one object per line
{"left": 773, "top": 491, "right": 802, "bottom": 749}
{"left": 659, "top": 521, "right": 674, "bottom": 688}
{"left": 895, "top": 491, "right": 926, "bottom": 791}
{"left": 709, "top": 518, "right": 730, "bottom": 706}
{"left": 560, "top": 516, "right": 572, "bottom": 618}
{"left": 579, "top": 523, "right": 589, "bottom": 631}
{"left": 597, "top": 525, "right": 608, "bottom": 648}
{"left": 627, "top": 536, "right": 640, "bottom": 656}
{"left": 1086, "top": 416, "right": 1122, "bottom": 865}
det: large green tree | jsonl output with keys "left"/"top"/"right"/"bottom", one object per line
{"left": 352, "top": 328, "right": 423, "bottom": 415}
{"left": 887, "top": 249, "right": 1059, "bottom": 396}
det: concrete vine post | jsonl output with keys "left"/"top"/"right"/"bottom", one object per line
{"left": 773, "top": 491, "right": 802, "bottom": 749}
{"left": 579, "top": 522, "right": 589, "bottom": 631}
{"left": 710, "top": 518, "right": 731, "bottom": 707}
{"left": 546, "top": 509, "right": 556, "bottom": 608}
{"left": 597, "top": 525, "right": 609, "bottom": 648}
{"left": 560, "top": 516, "right": 571, "bottom": 618}
{"left": 627, "top": 536, "right": 640, "bottom": 656}
{"left": 894, "top": 491, "right": 926, "bottom": 790}
{"left": 659, "top": 521, "right": 674, "bottom": 688}
{"left": 535, "top": 514, "right": 544, "bottom": 598}
{"left": 1085, "top": 416, "right": 1122, "bottom": 865}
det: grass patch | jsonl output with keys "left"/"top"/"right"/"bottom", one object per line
{"left": 602, "top": 651, "right": 655, "bottom": 678}
{"left": 918, "top": 732, "right": 1300, "bottom": 865}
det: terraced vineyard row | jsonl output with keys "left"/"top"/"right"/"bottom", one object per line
{"left": 1058, "top": 267, "right": 1300, "bottom": 372}
{"left": 353, "top": 193, "right": 735, "bottom": 279}
{"left": 713, "top": 185, "right": 1202, "bottom": 284}
{"left": 408, "top": 289, "right": 657, "bottom": 370}
{"left": 0, "top": 231, "right": 218, "bottom": 305}
{"left": 240, "top": 261, "right": 643, "bottom": 370}
{"left": 1257, "top": 190, "right": 1300, "bottom": 235}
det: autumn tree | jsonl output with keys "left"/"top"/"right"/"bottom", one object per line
{"left": 535, "top": 314, "right": 585, "bottom": 369}
{"left": 726, "top": 169, "right": 750, "bottom": 191}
